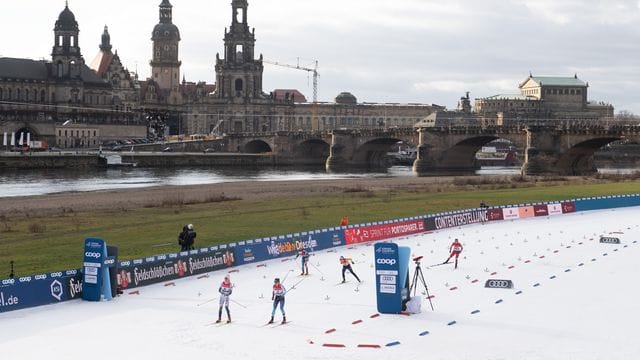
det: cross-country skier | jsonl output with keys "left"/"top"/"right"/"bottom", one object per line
{"left": 216, "top": 275, "right": 233, "bottom": 323}
{"left": 295, "top": 247, "right": 310, "bottom": 275}
{"left": 339, "top": 256, "right": 361, "bottom": 283}
{"left": 268, "top": 278, "right": 287, "bottom": 324}
{"left": 444, "top": 239, "right": 464, "bottom": 269}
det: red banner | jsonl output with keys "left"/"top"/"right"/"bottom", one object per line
{"left": 487, "top": 208, "right": 504, "bottom": 221}
{"left": 533, "top": 205, "right": 549, "bottom": 217}
{"left": 344, "top": 220, "right": 425, "bottom": 245}
{"left": 561, "top": 201, "right": 576, "bottom": 213}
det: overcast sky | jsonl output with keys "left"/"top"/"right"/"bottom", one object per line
{"left": 2, "top": 0, "right": 639, "bottom": 113}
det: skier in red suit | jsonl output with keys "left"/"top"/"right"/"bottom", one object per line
{"left": 444, "top": 239, "right": 463, "bottom": 269}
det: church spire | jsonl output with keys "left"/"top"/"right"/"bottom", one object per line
{"left": 159, "top": 0, "right": 173, "bottom": 24}
{"left": 100, "top": 25, "right": 112, "bottom": 52}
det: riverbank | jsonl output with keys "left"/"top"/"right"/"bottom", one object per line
{"left": 1, "top": 174, "right": 640, "bottom": 276}
{"left": 2, "top": 174, "right": 636, "bottom": 218}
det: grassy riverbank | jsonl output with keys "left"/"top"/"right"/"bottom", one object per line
{"left": 2, "top": 179, "right": 640, "bottom": 277}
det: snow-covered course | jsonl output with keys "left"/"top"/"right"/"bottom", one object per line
{"left": 2, "top": 207, "right": 639, "bottom": 360}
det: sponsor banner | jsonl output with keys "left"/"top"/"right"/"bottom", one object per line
{"left": 502, "top": 207, "right": 519, "bottom": 220}
{"left": 484, "top": 279, "right": 514, "bottom": 289}
{"left": 117, "top": 249, "right": 236, "bottom": 290}
{"left": 0, "top": 271, "right": 82, "bottom": 313}
{"left": 548, "top": 203, "right": 562, "bottom": 215}
{"left": 424, "top": 210, "right": 488, "bottom": 231}
{"left": 518, "top": 206, "right": 535, "bottom": 218}
{"left": 561, "top": 201, "right": 576, "bottom": 214}
{"left": 487, "top": 208, "right": 504, "bottom": 221}
{"left": 599, "top": 236, "right": 621, "bottom": 244}
{"left": 235, "top": 230, "right": 343, "bottom": 265}
{"left": 346, "top": 220, "right": 426, "bottom": 244}
{"left": 533, "top": 205, "right": 549, "bottom": 217}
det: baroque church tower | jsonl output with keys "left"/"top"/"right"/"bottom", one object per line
{"left": 52, "top": 1, "right": 84, "bottom": 79}
{"left": 214, "top": 0, "right": 265, "bottom": 101}
{"left": 150, "top": 0, "right": 182, "bottom": 104}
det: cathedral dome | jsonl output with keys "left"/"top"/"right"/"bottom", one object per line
{"left": 55, "top": 4, "right": 79, "bottom": 31}
{"left": 335, "top": 92, "right": 357, "bottom": 105}
{"left": 152, "top": 23, "right": 181, "bottom": 41}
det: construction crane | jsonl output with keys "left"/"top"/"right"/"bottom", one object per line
{"left": 264, "top": 58, "right": 319, "bottom": 131}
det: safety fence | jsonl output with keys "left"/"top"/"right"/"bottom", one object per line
{"left": 1, "top": 193, "right": 638, "bottom": 313}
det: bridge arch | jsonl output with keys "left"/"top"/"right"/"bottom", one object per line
{"left": 293, "top": 139, "right": 330, "bottom": 164}
{"left": 12, "top": 126, "right": 41, "bottom": 145}
{"left": 556, "top": 136, "right": 622, "bottom": 175}
{"left": 243, "top": 139, "right": 272, "bottom": 153}
{"left": 437, "top": 135, "right": 522, "bottom": 170}
{"left": 353, "top": 137, "right": 403, "bottom": 168}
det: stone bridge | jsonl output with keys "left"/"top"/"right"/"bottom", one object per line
{"left": 226, "top": 124, "right": 640, "bottom": 176}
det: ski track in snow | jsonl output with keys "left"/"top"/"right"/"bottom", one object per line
{"left": 1, "top": 207, "right": 639, "bottom": 359}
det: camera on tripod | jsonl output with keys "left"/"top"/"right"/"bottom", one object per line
{"left": 413, "top": 256, "right": 423, "bottom": 265}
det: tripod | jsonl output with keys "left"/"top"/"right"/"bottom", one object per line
{"left": 409, "top": 260, "right": 434, "bottom": 311}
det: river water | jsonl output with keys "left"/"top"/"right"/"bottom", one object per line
{"left": 0, "top": 166, "right": 636, "bottom": 198}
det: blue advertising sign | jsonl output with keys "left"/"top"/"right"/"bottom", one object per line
{"left": 375, "top": 243, "right": 411, "bottom": 314}
{"left": 82, "top": 238, "right": 112, "bottom": 302}
{"left": 235, "top": 229, "right": 344, "bottom": 265}
{"left": 0, "top": 270, "right": 83, "bottom": 313}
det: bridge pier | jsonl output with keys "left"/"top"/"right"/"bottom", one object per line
{"left": 522, "top": 126, "right": 599, "bottom": 176}
{"left": 412, "top": 128, "right": 482, "bottom": 176}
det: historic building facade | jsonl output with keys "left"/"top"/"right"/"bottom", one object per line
{"left": 180, "top": 0, "right": 439, "bottom": 136}
{"left": 4, "top": 2, "right": 616, "bottom": 150}
{"left": 475, "top": 74, "right": 614, "bottom": 125}
{"left": 0, "top": 3, "right": 145, "bottom": 148}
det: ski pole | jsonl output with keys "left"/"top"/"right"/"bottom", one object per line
{"left": 281, "top": 269, "right": 294, "bottom": 284}
{"left": 309, "top": 262, "right": 324, "bottom": 275}
{"left": 230, "top": 299, "right": 247, "bottom": 308}
{"left": 286, "top": 276, "right": 307, "bottom": 292}
{"left": 197, "top": 297, "right": 217, "bottom": 307}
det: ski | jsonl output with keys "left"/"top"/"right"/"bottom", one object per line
{"left": 335, "top": 281, "right": 349, "bottom": 286}
{"left": 271, "top": 321, "right": 291, "bottom": 327}
{"left": 429, "top": 262, "right": 450, "bottom": 268}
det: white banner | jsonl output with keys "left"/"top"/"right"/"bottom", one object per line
{"left": 18, "top": 132, "right": 23, "bottom": 146}
{"left": 2, "top": 132, "right": 6, "bottom": 146}
{"left": 26, "top": 132, "right": 31, "bottom": 146}
{"left": 547, "top": 203, "right": 563, "bottom": 216}
{"left": 502, "top": 207, "right": 520, "bottom": 220}
{"left": 10, "top": 132, "right": 15, "bottom": 146}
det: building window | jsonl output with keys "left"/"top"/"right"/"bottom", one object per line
{"left": 576, "top": 89, "right": 582, "bottom": 95}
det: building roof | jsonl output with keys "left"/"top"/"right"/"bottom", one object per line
{"left": 272, "top": 89, "right": 307, "bottom": 103}
{"left": 55, "top": 4, "right": 79, "bottom": 31}
{"left": 521, "top": 75, "right": 587, "bottom": 88}
{"left": 480, "top": 94, "right": 539, "bottom": 101}
{"left": 335, "top": 92, "right": 357, "bottom": 105}
{"left": 0, "top": 58, "right": 50, "bottom": 81}
{"left": 90, "top": 51, "right": 114, "bottom": 78}
{"left": 0, "top": 57, "right": 108, "bottom": 87}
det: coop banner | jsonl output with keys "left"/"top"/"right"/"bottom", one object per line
{"left": 345, "top": 220, "right": 425, "bottom": 244}
{"left": 425, "top": 210, "right": 489, "bottom": 231}
{"left": 0, "top": 270, "right": 82, "bottom": 313}
{"left": 235, "top": 229, "right": 344, "bottom": 265}
{"left": 117, "top": 249, "right": 235, "bottom": 290}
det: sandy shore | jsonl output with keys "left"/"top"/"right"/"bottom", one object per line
{"left": 0, "top": 176, "right": 464, "bottom": 218}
